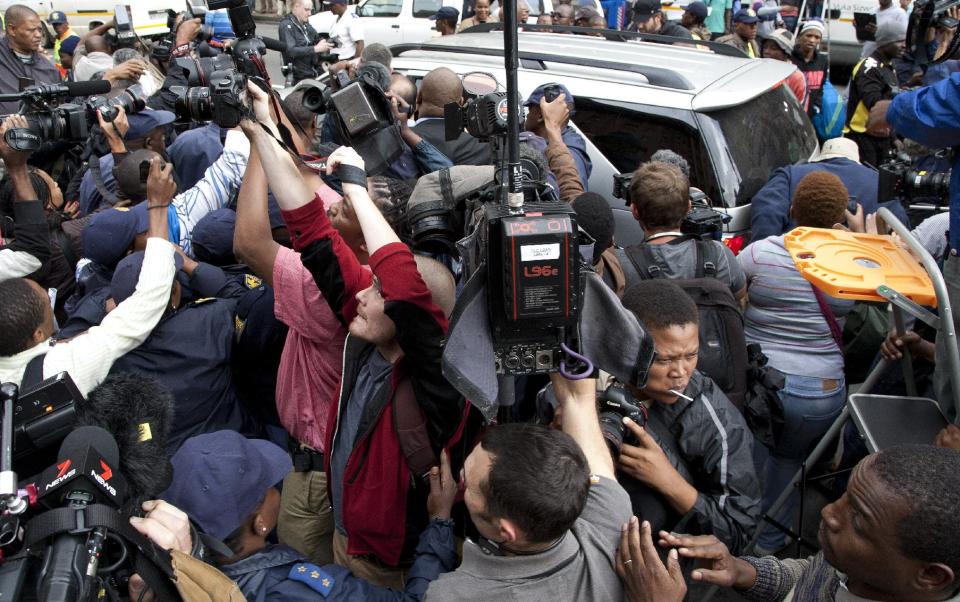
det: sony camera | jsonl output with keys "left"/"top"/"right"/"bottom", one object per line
{"left": 878, "top": 154, "right": 952, "bottom": 204}
{"left": 597, "top": 382, "right": 648, "bottom": 455}
{"left": 612, "top": 172, "right": 728, "bottom": 240}
{"left": 0, "top": 81, "right": 125, "bottom": 152}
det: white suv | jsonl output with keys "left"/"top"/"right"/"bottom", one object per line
{"left": 387, "top": 30, "right": 819, "bottom": 248}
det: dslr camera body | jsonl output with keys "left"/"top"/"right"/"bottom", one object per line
{"left": 597, "top": 382, "right": 648, "bottom": 455}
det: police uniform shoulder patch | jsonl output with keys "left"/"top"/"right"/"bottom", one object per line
{"left": 244, "top": 274, "right": 263, "bottom": 290}
{"left": 288, "top": 562, "right": 335, "bottom": 597}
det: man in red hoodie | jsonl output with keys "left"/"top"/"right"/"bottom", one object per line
{"left": 241, "top": 84, "right": 464, "bottom": 588}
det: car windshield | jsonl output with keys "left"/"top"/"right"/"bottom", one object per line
{"left": 705, "top": 85, "right": 818, "bottom": 206}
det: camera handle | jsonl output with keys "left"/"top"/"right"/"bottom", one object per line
{"left": 0, "top": 384, "right": 27, "bottom": 516}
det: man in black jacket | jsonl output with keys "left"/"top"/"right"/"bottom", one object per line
{"left": 412, "top": 67, "right": 492, "bottom": 166}
{"left": 0, "top": 5, "right": 60, "bottom": 114}
{"left": 279, "top": 0, "right": 332, "bottom": 84}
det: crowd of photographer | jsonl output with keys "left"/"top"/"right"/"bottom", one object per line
{"left": 0, "top": 0, "right": 959, "bottom": 600}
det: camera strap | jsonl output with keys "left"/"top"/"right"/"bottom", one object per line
{"left": 88, "top": 155, "right": 121, "bottom": 207}
{"left": 21, "top": 503, "right": 182, "bottom": 601}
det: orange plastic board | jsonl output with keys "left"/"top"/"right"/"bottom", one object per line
{"left": 783, "top": 227, "right": 937, "bottom": 306}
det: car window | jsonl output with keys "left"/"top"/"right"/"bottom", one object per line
{"left": 572, "top": 97, "right": 720, "bottom": 203}
{"left": 707, "top": 85, "right": 818, "bottom": 206}
{"left": 412, "top": 0, "right": 441, "bottom": 17}
{"left": 357, "top": 0, "right": 402, "bottom": 17}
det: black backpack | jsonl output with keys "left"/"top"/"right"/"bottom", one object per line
{"left": 622, "top": 238, "right": 749, "bottom": 409}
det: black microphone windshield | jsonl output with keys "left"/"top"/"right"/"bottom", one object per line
{"left": 262, "top": 36, "right": 287, "bottom": 53}
{"left": 65, "top": 79, "right": 112, "bottom": 97}
{"left": 79, "top": 374, "right": 175, "bottom": 500}
{"left": 57, "top": 425, "right": 120, "bottom": 466}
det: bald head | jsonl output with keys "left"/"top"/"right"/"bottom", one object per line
{"left": 85, "top": 35, "right": 110, "bottom": 54}
{"left": 414, "top": 255, "right": 456, "bottom": 317}
{"left": 4, "top": 4, "right": 37, "bottom": 28}
{"left": 417, "top": 67, "right": 463, "bottom": 118}
{"left": 389, "top": 73, "right": 417, "bottom": 108}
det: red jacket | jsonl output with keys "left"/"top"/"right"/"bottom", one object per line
{"left": 282, "top": 195, "right": 466, "bottom": 566}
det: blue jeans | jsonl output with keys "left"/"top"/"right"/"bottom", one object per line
{"left": 756, "top": 373, "right": 845, "bottom": 552}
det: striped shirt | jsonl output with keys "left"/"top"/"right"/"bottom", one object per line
{"left": 739, "top": 235, "right": 853, "bottom": 379}
{"left": 174, "top": 129, "right": 250, "bottom": 256}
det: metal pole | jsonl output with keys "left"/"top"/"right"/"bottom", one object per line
{"left": 877, "top": 207, "right": 960, "bottom": 420}
{"left": 503, "top": 0, "right": 523, "bottom": 209}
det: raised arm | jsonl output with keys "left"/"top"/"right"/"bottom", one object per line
{"left": 550, "top": 373, "right": 614, "bottom": 478}
{"left": 233, "top": 143, "right": 279, "bottom": 288}
{"left": 44, "top": 159, "right": 177, "bottom": 394}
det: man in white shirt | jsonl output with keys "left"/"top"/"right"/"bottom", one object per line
{"left": 861, "top": 0, "right": 908, "bottom": 57}
{"left": 0, "top": 158, "right": 178, "bottom": 395}
{"left": 328, "top": 0, "right": 364, "bottom": 61}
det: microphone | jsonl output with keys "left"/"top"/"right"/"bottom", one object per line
{"left": 63, "top": 79, "right": 112, "bottom": 97}
{"left": 78, "top": 374, "right": 175, "bottom": 502}
{"left": 36, "top": 425, "right": 125, "bottom": 508}
{"left": 261, "top": 36, "right": 287, "bottom": 53}
{"left": 36, "top": 426, "right": 124, "bottom": 602}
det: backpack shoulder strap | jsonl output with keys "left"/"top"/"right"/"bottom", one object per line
{"left": 694, "top": 239, "right": 721, "bottom": 279}
{"left": 21, "top": 353, "right": 47, "bottom": 392}
{"left": 624, "top": 243, "right": 666, "bottom": 280}
{"left": 393, "top": 377, "right": 438, "bottom": 480}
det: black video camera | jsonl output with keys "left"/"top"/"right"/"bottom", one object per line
{"left": 612, "top": 172, "right": 728, "bottom": 240}
{"left": 878, "top": 153, "right": 952, "bottom": 204}
{"left": 0, "top": 80, "right": 123, "bottom": 152}
{"left": 113, "top": 4, "right": 137, "bottom": 47}
{"left": 300, "top": 69, "right": 406, "bottom": 175}
{"left": 597, "top": 382, "right": 648, "bottom": 455}
{"left": 0, "top": 381, "right": 182, "bottom": 602}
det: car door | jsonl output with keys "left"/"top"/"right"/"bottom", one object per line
{"left": 354, "top": 0, "right": 405, "bottom": 46}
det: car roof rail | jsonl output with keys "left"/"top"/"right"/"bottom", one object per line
{"left": 390, "top": 37, "right": 704, "bottom": 90}
{"left": 457, "top": 22, "right": 749, "bottom": 59}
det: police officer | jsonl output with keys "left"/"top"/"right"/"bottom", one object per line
{"left": 106, "top": 249, "right": 260, "bottom": 454}
{"left": 279, "top": 0, "right": 332, "bottom": 84}
{"left": 163, "top": 430, "right": 459, "bottom": 600}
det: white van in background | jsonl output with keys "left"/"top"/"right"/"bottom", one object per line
{"left": 0, "top": 0, "right": 176, "bottom": 40}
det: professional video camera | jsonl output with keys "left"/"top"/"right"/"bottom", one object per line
{"left": 113, "top": 4, "right": 137, "bottom": 48}
{"left": 439, "top": 7, "right": 654, "bottom": 421}
{"left": 299, "top": 68, "right": 406, "bottom": 175}
{"left": 0, "top": 80, "right": 121, "bottom": 152}
{"left": 0, "top": 381, "right": 181, "bottom": 602}
{"left": 878, "top": 153, "right": 953, "bottom": 204}
{"left": 907, "top": 0, "right": 960, "bottom": 66}
{"left": 613, "top": 172, "right": 728, "bottom": 240}
{"left": 597, "top": 383, "right": 648, "bottom": 455}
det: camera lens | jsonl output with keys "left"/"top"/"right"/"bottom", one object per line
{"left": 173, "top": 86, "right": 214, "bottom": 122}
{"left": 598, "top": 412, "right": 625, "bottom": 456}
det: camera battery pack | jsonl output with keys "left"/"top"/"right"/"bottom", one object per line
{"left": 499, "top": 213, "right": 576, "bottom": 320}
{"left": 486, "top": 207, "right": 581, "bottom": 375}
